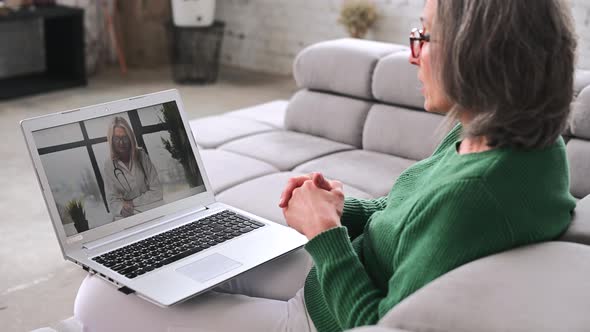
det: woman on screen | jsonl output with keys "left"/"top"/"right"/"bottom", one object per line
{"left": 103, "top": 116, "right": 163, "bottom": 220}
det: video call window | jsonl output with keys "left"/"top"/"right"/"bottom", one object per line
{"left": 33, "top": 102, "right": 205, "bottom": 237}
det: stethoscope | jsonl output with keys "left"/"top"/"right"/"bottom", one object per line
{"left": 113, "top": 162, "right": 132, "bottom": 193}
{"left": 112, "top": 155, "right": 149, "bottom": 195}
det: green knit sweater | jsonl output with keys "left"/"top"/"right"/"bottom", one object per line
{"left": 303, "top": 124, "right": 576, "bottom": 332}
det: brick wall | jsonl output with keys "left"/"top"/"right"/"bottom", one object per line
{"left": 216, "top": 0, "right": 590, "bottom": 75}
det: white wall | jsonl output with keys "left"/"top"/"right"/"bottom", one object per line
{"left": 216, "top": 0, "right": 590, "bottom": 75}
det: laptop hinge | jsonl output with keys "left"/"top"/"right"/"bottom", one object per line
{"left": 83, "top": 206, "right": 208, "bottom": 251}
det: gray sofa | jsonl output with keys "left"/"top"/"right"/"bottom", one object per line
{"left": 189, "top": 39, "right": 590, "bottom": 332}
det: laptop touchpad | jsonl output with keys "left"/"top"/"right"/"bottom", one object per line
{"left": 176, "top": 253, "right": 242, "bottom": 283}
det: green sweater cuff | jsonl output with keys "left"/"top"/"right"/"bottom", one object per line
{"left": 305, "top": 226, "right": 356, "bottom": 264}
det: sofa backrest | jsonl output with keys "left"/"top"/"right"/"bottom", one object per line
{"left": 574, "top": 70, "right": 590, "bottom": 98}
{"left": 286, "top": 39, "right": 404, "bottom": 148}
{"left": 568, "top": 85, "right": 590, "bottom": 199}
{"left": 292, "top": 38, "right": 406, "bottom": 100}
{"left": 363, "top": 104, "right": 444, "bottom": 161}
{"left": 364, "top": 50, "right": 446, "bottom": 160}
{"left": 371, "top": 50, "right": 424, "bottom": 109}
{"left": 286, "top": 90, "right": 372, "bottom": 147}
{"left": 286, "top": 38, "right": 446, "bottom": 159}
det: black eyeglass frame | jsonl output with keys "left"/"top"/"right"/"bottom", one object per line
{"left": 409, "top": 28, "right": 431, "bottom": 58}
{"left": 112, "top": 136, "right": 131, "bottom": 144}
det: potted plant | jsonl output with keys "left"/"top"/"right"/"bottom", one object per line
{"left": 338, "top": 0, "right": 378, "bottom": 39}
{"left": 66, "top": 199, "right": 89, "bottom": 233}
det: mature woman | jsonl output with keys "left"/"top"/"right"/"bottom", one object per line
{"left": 76, "top": 0, "right": 577, "bottom": 331}
{"left": 103, "top": 116, "right": 163, "bottom": 220}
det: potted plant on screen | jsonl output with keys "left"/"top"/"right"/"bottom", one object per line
{"left": 66, "top": 199, "right": 89, "bottom": 233}
{"left": 338, "top": 0, "right": 378, "bottom": 39}
{"left": 160, "top": 103, "right": 201, "bottom": 187}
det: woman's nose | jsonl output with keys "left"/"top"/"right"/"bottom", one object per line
{"left": 409, "top": 54, "right": 420, "bottom": 66}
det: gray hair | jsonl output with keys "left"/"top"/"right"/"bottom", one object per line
{"left": 433, "top": 0, "right": 577, "bottom": 149}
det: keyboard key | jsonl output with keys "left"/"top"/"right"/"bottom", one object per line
{"left": 240, "top": 227, "right": 253, "bottom": 233}
{"left": 251, "top": 220, "right": 265, "bottom": 227}
{"left": 118, "top": 265, "right": 138, "bottom": 275}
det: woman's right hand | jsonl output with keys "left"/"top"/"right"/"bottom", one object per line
{"left": 278, "top": 172, "right": 336, "bottom": 208}
{"left": 121, "top": 200, "right": 134, "bottom": 217}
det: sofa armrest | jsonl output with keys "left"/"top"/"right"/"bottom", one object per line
{"left": 377, "top": 242, "right": 590, "bottom": 332}
{"left": 559, "top": 194, "right": 590, "bottom": 245}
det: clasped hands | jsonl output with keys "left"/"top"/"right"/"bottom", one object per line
{"left": 279, "top": 172, "right": 345, "bottom": 240}
{"left": 121, "top": 200, "right": 135, "bottom": 217}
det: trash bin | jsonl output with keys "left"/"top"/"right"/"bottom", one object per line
{"left": 168, "top": 21, "right": 225, "bottom": 84}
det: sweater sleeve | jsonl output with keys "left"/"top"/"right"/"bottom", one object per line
{"left": 340, "top": 196, "right": 388, "bottom": 239}
{"left": 336, "top": 124, "right": 462, "bottom": 238}
{"left": 305, "top": 179, "right": 514, "bottom": 330}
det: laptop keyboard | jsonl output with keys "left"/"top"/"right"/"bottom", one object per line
{"left": 91, "top": 210, "right": 265, "bottom": 279}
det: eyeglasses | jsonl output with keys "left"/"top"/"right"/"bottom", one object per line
{"left": 409, "top": 28, "right": 430, "bottom": 58}
{"left": 113, "top": 136, "right": 130, "bottom": 144}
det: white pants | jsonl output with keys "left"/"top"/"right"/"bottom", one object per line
{"left": 74, "top": 249, "right": 317, "bottom": 332}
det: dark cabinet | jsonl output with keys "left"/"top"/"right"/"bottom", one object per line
{"left": 0, "top": 5, "right": 86, "bottom": 100}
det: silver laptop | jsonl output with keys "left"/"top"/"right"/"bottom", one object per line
{"left": 20, "top": 89, "right": 307, "bottom": 307}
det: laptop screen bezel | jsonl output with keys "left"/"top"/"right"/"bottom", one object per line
{"left": 20, "top": 89, "right": 216, "bottom": 253}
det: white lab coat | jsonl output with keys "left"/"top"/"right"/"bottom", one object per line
{"left": 103, "top": 149, "right": 163, "bottom": 220}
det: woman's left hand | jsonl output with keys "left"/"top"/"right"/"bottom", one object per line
{"left": 282, "top": 174, "right": 345, "bottom": 240}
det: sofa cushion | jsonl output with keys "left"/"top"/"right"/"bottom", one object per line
{"left": 570, "top": 86, "right": 590, "bottom": 140}
{"left": 379, "top": 242, "right": 590, "bottom": 332}
{"left": 294, "top": 150, "right": 415, "bottom": 197}
{"left": 189, "top": 116, "right": 275, "bottom": 149}
{"left": 372, "top": 50, "right": 425, "bottom": 110}
{"left": 363, "top": 104, "right": 446, "bottom": 161}
{"left": 219, "top": 131, "right": 354, "bottom": 171}
{"left": 217, "top": 172, "right": 372, "bottom": 226}
{"left": 293, "top": 38, "right": 405, "bottom": 99}
{"left": 200, "top": 150, "right": 278, "bottom": 194}
{"left": 285, "top": 90, "right": 372, "bottom": 147}
{"left": 567, "top": 139, "right": 590, "bottom": 199}
{"left": 559, "top": 195, "right": 590, "bottom": 245}
{"left": 225, "top": 100, "right": 288, "bottom": 129}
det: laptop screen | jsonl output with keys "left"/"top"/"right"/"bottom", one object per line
{"left": 31, "top": 101, "right": 206, "bottom": 237}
